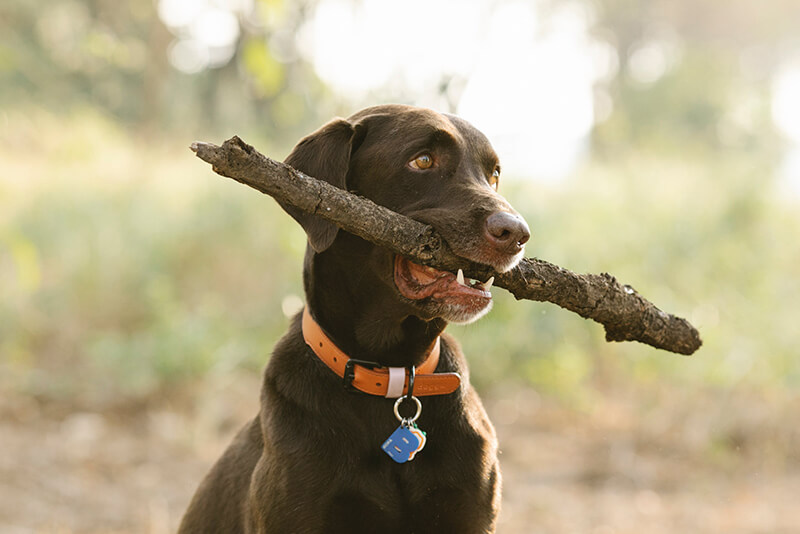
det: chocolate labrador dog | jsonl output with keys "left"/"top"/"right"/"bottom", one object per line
{"left": 178, "top": 105, "right": 530, "bottom": 533}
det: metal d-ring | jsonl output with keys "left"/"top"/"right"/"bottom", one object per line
{"left": 393, "top": 394, "right": 422, "bottom": 424}
{"left": 406, "top": 365, "right": 416, "bottom": 398}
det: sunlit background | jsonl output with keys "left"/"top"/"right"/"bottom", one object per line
{"left": 2, "top": 1, "right": 800, "bottom": 532}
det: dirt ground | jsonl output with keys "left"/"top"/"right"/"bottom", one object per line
{"left": 1, "top": 374, "right": 798, "bottom": 534}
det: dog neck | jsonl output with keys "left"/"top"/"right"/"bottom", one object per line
{"left": 303, "top": 241, "right": 447, "bottom": 368}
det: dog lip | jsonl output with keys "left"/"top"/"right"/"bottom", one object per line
{"left": 393, "top": 256, "right": 492, "bottom": 302}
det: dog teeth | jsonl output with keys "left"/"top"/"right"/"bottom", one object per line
{"left": 454, "top": 269, "right": 494, "bottom": 292}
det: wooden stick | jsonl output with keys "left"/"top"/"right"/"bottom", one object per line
{"left": 191, "top": 136, "right": 702, "bottom": 355}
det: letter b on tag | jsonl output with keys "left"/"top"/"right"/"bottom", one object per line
{"left": 381, "top": 426, "right": 421, "bottom": 463}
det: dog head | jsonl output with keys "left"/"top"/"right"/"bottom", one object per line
{"left": 283, "top": 105, "right": 529, "bottom": 326}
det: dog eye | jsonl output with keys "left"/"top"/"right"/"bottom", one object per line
{"left": 489, "top": 168, "right": 500, "bottom": 190}
{"left": 409, "top": 153, "right": 434, "bottom": 170}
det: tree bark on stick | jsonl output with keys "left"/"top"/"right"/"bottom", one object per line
{"left": 191, "top": 136, "right": 702, "bottom": 356}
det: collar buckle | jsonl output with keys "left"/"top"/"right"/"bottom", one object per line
{"left": 343, "top": 358, "right": 382, "bottom": 393}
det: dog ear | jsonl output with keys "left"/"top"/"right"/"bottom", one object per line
{"left": 282, "top": 118, "right": 358, "bottom": 253}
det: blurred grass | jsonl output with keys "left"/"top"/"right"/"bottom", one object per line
{"left": 0, "top": 109, "right": 306, "bottom": 408}
{"left": 2, "top": 110, "right": 799, "bottom": 413}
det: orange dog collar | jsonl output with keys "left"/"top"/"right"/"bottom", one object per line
{"left": 302, "top": 307, "right": 461, "bottom": 397}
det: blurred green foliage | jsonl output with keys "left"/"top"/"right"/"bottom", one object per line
{"left": 2, "top": 0, "right": 800, "bottom": 409}
{"left": 0, "top": 111, "right": 307, "bottom": 405}
{"left": 0, "top": 0, "right": 338, "bottom": 141}
{"left": 2, "top": 110, "right": 799, "bottom": 408}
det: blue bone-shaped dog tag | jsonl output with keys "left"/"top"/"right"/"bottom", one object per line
{"left": 381, "top": 425, "right": 425, "bottom": 463}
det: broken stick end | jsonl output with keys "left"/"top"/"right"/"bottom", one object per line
{"left": 190, "top": 141, "right": 225, "bottom": 168}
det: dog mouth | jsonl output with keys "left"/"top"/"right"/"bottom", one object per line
{"left": 393, "top": 256, "right": 494, "bottom": 321}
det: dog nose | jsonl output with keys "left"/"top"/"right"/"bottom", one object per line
{"left": 485, "top": 212, "right": 530, "bottom": 254}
